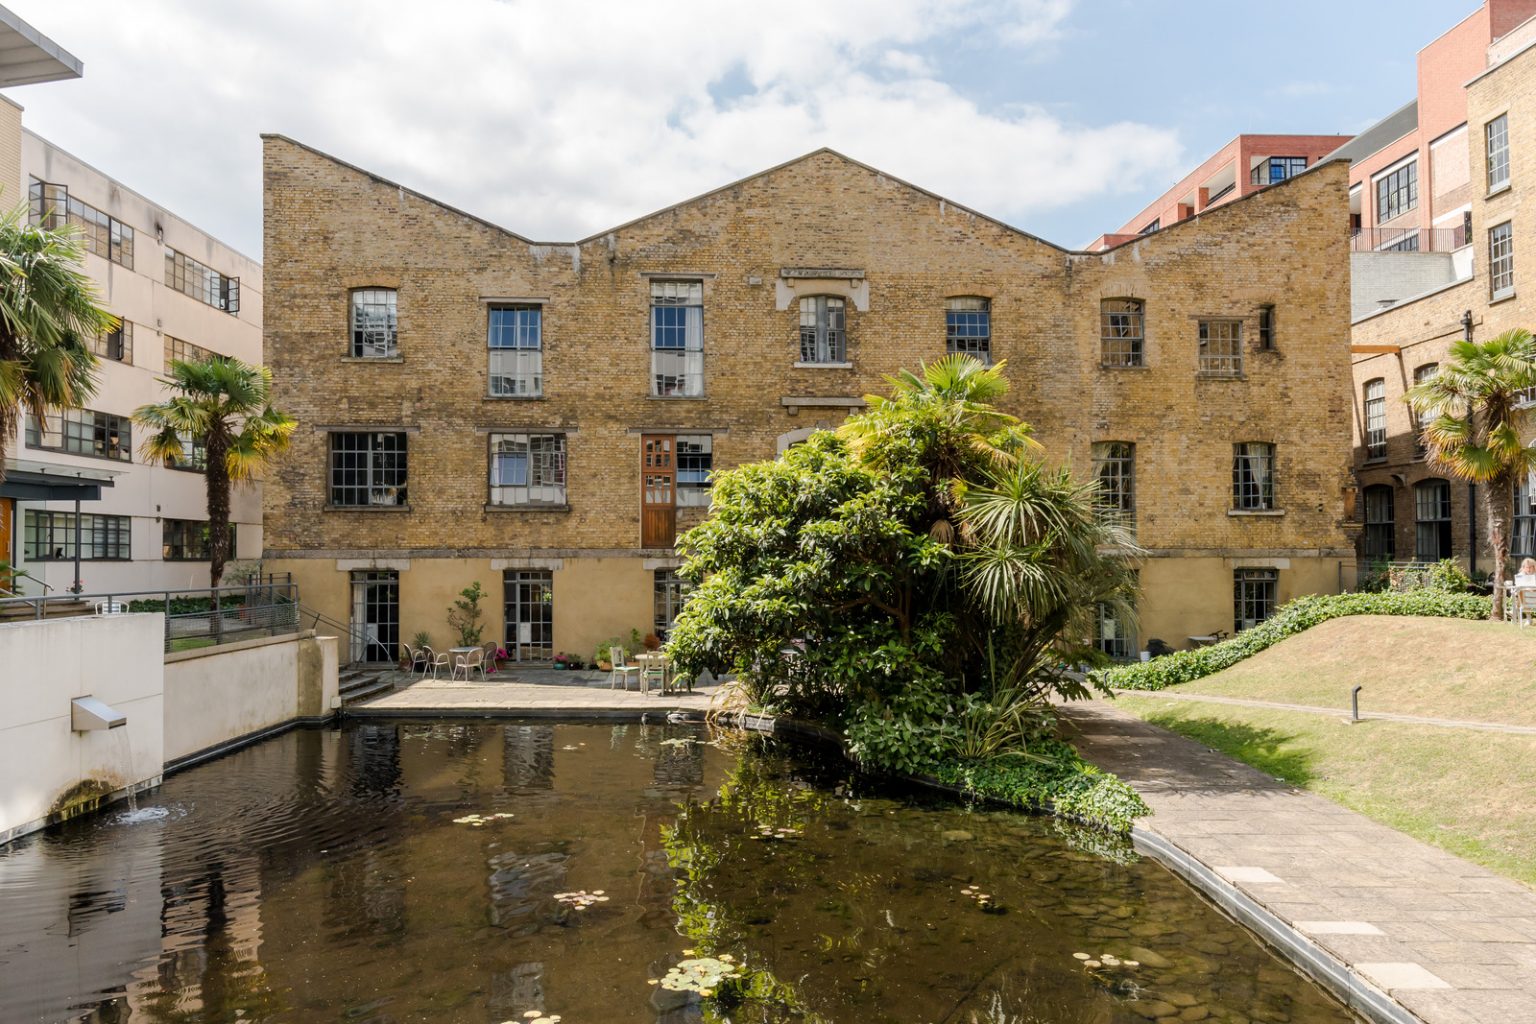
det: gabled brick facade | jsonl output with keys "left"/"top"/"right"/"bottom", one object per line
{"left": 263, "top": 139, "right": 1353, "bottom": 662}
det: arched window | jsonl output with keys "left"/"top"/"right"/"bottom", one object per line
{"left": 1100, "top": 299, "right": 1144, "bottom": 367}
{"left": 1414, "top": 479, "right": 1452, "bottom": 561}
{"left": 1363, "top": 378, "right": 1386, "bottom": 460}
{"left": 1412, "top": 363, "right": 1438, "bottom": 458}
{"left": 944, "top": 297, "right": 991, "bottom": 362}
{"left": 350, "top": 288, "right": 398, "bottom": 358}
{"left": 1363, "top": 485, "right": 1395, "bottom": 561}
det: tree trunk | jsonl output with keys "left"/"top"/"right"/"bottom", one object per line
{"left": 1486, "top": 475, "right": 1514, "bottom": 622}
{"left": 205, "top": 428, "right": 232, "bottom": 642}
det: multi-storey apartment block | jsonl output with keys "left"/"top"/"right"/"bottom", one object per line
{"left": 263, "top": 137, "right": 1354, "bottom": 664}
{"left": 1351, "top": 11, "right": 1536, "bottom": 573}
{"left": 2, "top": 131, "right": 263, "bottom": 595}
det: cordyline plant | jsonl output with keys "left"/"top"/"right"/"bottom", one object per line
{"left": 1406, "top": 328, "right": 1536, "bottom": 621}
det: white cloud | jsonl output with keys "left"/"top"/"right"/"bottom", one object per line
{"left": 8, "top": 0, "right": 1183, "bottom": 255}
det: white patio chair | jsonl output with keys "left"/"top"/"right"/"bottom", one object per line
{"left": 467, "top": 646, "right": 487, "bottom": 681}
{"left": 482, "top": 641, "right": 500, "bottom": 675}
{"left": 402, "top": 642, "right": 430, "bottom": 676}
{"left": 610, "top": 647, "right": 641, "bottom": 690}
{"left": 1516, "top": 587, "right": 1536, "bottom": 627}
{"left": 424, "top": 646, "right": 450, "bottom": 679}
{"left": 96, "top": 600, "right": 125, "bottom": 615}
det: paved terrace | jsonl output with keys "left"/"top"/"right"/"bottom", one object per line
{"left": 351, "top": 667, "right": 719, "bottom": 717}
{"left": 1061, "top": 700, "right": 1536, "bottom": 1024}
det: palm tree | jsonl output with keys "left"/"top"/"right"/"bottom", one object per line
{"left": 839, "top": 354, "right": 1039, "bottom": 542}
{"left": 1406, "top": 328, "right": 1536, "bottom": 621}
{"left": 0, "top": 203, "right": 114, "bottom": 482}
{"left": 134, "top": 358, "right": 296, "bottom": 593}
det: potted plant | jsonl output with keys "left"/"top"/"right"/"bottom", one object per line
{"left": 595, "top": 638, "right": 623, "bottom": 672}
{"left": 447, "top": 582, "right": 486, "bottom": 647}
{"left": 642, "top": 632, "right": 662, "bottom": 652}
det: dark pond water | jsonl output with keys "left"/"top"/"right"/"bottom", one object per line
{"left": 0, "top": 721, "right": 1358, "bottom": 1023}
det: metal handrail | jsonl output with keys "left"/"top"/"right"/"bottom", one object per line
{"left": 301, "top": 604, "right": 396, "bottom": 666}
{"left": 0, "top": 580, "right": 301, "bottom": 652}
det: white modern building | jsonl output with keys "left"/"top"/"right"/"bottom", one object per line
{"left": 0, "top": 12, "right": 264, "bottom": 597}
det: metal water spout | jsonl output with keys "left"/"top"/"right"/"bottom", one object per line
{"left": 71, "top": 696, "right": 126, "bottom": 732}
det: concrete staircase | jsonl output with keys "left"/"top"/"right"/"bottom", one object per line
{"left": 337, "top": 664, "right": 393, "bottom": 705}
{"left": 0, "top": 597, "right": 95, "bottom": 622}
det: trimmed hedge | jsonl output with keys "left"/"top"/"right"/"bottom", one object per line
{"left": 1100, "top": 590, "right": 1492, "bottom": 692}
{"left": 924, "top": 738, "right": 1150, "bottom": 834}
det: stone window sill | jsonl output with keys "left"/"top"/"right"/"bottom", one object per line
{"left": 648, "top": 394, "right": 708, "bottom": 401}
{"left": 324, "top": 504, "right": 412, "bottom": 512}
{"left": 794, "top": 361, "right": 854, "bottom": 369}
{"left": 1491, "top": 289, "right": 1518, "bottom": 305}
{"left": 484, "top": 503, "right": 571, "bottom": 513}
{"left": 484, "top": 394, "right": 546, "bottom": 402}
{"left": 341, "top": 355, "right": 404, "bottom": 364}
{"left": 1487, "top": 182, "right": 1512, "bottom": 199}
{"left": 1196, "top": 372, "right": 1247, "bottom": 381}
{"left": 1100, "top": 362, "right": 1150, "bottom": 370}
{"left": 1228, "top": 509, "right": 1285, "bottom": 517}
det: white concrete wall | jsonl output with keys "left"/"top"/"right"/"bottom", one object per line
{"left": 0, "top": 614, "right": 165, "bottom": 842}
{"left": 163, "top": 632, "right": 338, "bottom": 764}
{"left": 1350, "top": 251, "right": 1465, "bottom": 320}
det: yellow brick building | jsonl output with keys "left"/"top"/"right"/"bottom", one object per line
{"left": 262, "top": 137, "right": 1353, "bottom": 664}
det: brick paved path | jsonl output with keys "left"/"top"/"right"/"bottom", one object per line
{"left": 1061, "top": 700, "right": 1536, "bottom": 1024}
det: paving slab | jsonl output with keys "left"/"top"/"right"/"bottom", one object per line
{"left": 349, "top": 671, "right": 719, "bottom": 717}
{"left": 1061, "top": 700, "right": 1536, "bottom": 1024}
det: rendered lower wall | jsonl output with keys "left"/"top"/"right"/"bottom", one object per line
{"left": 162, "top": 631, "right": 339, "bottom": 764}
{"left": 0, "top": 614, "right": 165, "bottom": 843}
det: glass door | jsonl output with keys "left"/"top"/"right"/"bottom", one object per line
{"left": 349, "top": 570, "right": 399, "bottom": 663}
{"left": 503, "top": 571, "right": 553, "bottom": 662}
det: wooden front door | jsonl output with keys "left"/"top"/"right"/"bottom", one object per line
{"left": 641, "top": 435, "right": 676, "bottom": 548}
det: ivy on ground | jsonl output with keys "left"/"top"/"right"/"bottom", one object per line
{"left": 1100, "top": 590, "right": 1491, "bottom": 692}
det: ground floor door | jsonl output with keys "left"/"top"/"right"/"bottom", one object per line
{"left": 349, "top": 570, "right": 399, "bottom": 663}
{"left": 503, "top": 571, "right": 553, "bottom": 662}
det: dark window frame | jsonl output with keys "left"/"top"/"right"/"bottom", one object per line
{"left": 22, "top": 509, "right": 131, "bottom": 561}
{"left": 328, "top": 432, "right": 409, "bottom": 507}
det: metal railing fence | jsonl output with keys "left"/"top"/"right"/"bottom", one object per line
{"left": 0, "top": 574, "right": 299, "bottom": 653}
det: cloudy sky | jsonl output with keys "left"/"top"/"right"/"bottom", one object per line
{"left": 10, "top": 0, "right": 1462, "bottom": 256}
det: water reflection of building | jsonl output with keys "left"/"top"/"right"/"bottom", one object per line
{"left": 503, "top": 725, "right": 556, "bottom": 792}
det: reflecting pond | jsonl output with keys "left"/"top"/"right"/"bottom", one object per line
{"left": 0, "top": 721, "right": 1358, "bottom": 1023}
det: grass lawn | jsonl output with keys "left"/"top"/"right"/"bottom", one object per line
{"left": 1113, "top": 695, "right": 1536, "bottom": 887}
{"left": 1157, "top": 615, "right": 1536, "bottom": 725}
{"left": 168, "top": 636, "right": 217, "bottom": 652}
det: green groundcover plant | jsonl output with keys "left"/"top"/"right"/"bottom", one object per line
{"left": 1100, "top": 590, "right": 1491, "bottom": 692}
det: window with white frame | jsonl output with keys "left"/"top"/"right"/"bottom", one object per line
{"left": 798, "top": 295, "right": 846, "bottom": 363}
{"left": 488, "top": 304, "right": 543, "bottom": 396}
{"left": 1095, "top": 599, "right": 1135, "bottom": 660}
{"left": 1375, "top": 160, "right": 1417, "bottom": 223}
{"left": 1091, "top": 441, "right": 1135, "bottom": 529}
{"left": 651, "top": 280, "right": 704, "bottom": 396}
{"left": 1490, "top": 221, "right": 1515, "bottom": 300}
{"left": 490, "top": 433, "right": 567, "bottom": 506}
{"left": 676, "top": 435, "right": 713, "bottom": 507}
{"left": 1364, "top": 378, "right": 1387, "bottom": 460}
{"left": 1515, "top": 479, "right": 1536, "bottom": 558}
{"left": 654, "top": 569, "right": 691, "bottom": 640}
{"left": 1101, "top": 299, "right": 1145, "bottom": 367}
{"left": 1234, "top": 568, "right": 1278, "bottom": 631}
{"left": 944, "top": 297, "right": 990, "bottom": 361}
{"left": 350, "top": 288, "right": 398, "bottom": 358}
{"left": 329, "top": 432, "right": 408, "bottom": 506}
{"left": 1363, "top": 485, "right": 1395, "bottom": 562}
{"left": 1414, "top": 479, "right": 1452, "bottom": 561}
{"left": 1232, "top": 442, "right": 1275, "bottom": 511}
{"left": 1198, "top": 319, "right": 1242, "bottom": 376}
{"left": 1413, "top": 363, "right": 1438, "bottom": 457}
{"left": 1487, "top": 114, "right": 1510, "bottom": 192}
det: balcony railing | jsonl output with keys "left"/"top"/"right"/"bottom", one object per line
{"left": 1351, "top": 225, "right": 1468, "bottom": 253}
